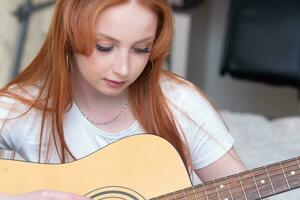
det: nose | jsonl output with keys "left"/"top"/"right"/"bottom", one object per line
{"left": 112, "top": 48, "right": 130, "bottom": 77}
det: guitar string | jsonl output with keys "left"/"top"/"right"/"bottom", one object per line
{"left": 158, "top": 162, "right": 300, "bottom": 200}
{"left": 163, "top": 167, "right": 299, "bottom": 200}
{"left": 150, "top": 162, "right": 300, "bottom": 200}
{"left": 175, "top": 167, "right": 300, "bottom": 200}
{"left": 193, "top": 161, "right": 300, "bottom": 194}
{"left": 192, "top": 166, "right": 300, "bottom": 200}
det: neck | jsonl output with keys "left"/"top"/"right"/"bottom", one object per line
{"left": 74, "top": 87, "right": 128, "bottom": 110}
{"left": 152, "top": 156, "right": 300, "bottom": 200}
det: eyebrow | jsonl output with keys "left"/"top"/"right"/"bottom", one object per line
{"left": 95, "top": 33, "right": 154, "bottom": 44}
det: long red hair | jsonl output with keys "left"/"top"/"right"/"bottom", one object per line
{"left": 0, "top": 0, "right": 192, "bottom": 171}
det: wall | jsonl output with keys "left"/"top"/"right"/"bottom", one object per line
{"left": 0, "top": 0, "right": 22, "bottom": 86}
{"left": 0, "top": 1, "right": 53, "bottom": 87}
{"left": 187, "top": 0, "right": 300, "bottom": 117}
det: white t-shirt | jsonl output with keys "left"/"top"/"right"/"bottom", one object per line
{"left": 0, "top": 78, "right": 234, "bottom": 171}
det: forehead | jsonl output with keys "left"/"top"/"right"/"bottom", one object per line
{"left": 95, "top": 2, "right": 158, "bottom": 43}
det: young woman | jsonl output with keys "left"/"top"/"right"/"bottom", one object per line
{"left": 0, "top": 0, "right": 246, "bottom": 199}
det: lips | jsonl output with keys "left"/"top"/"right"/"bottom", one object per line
{"left": 106, "top": 79, "right": 126, "bottom": 84}
{"left": 103, "top": 78, "right": 127, "bottom": 87}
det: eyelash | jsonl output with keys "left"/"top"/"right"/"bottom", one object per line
{"left": 96, "top": 44, "right": 113, "bottom": 52}
{"left": 95, "top": 44, "right": 151, "bottom": 54}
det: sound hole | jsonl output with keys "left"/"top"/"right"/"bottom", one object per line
{"left": 84, "top": 186, "right": 146, "bottom": 200}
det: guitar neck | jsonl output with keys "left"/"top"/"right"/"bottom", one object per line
{"left": 153, "top": 156, "right": 300, "bottom": 200}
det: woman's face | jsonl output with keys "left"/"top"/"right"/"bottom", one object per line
{"left": 73, "top": 1, "right": 158, "bottom": 97}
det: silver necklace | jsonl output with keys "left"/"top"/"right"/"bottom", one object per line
{"left": 76, "top": 102, "right": 128, "bottom": 126}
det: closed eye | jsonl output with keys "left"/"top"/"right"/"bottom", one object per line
{"left": 134, "top": 47, "right": 151, "bottom": 54}
{"left": 96, "top": 44, "right": 113, "bottom": 52}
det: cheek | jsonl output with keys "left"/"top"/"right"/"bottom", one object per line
{"left": 130, "top": 62, "right": 147, "bottom": 79}
{"left": 75, "top": 54, "right": 108, "bottom": 76}
{"left": 131, "top": 56, "right": 150, "bottom": 76}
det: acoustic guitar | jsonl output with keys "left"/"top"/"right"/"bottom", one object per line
{"left": 0, "top": 134, "right": 299, "bottom": 199}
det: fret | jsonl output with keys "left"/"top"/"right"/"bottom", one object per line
{"left": 182, "top": 188, "right": 187, "bottom": 200}
{"left": 183, "top": 187, "right": 198, "bottom": 200}
{"left": 264, "top": 166, "right": 276, "bottom": 194}
{"left": 164, "top": 194, "right": 169, "bottom": 200}
{"left": 172, "top": 192, "right": 177, "bottom": 200}
{"left": 266, "top": 162, "right": 289, "bottom": 193}
{"left": 252, "top": 166, "right": 275, "bottom": 198}
{"left": 164, "top": 193, "right": 174, "bottom": 200}
{"left": 173, "top": 189, "right": 185, "bottom": 199}
{"left": 192, "top": 187, "right": 198, "bottom": 200}
{"left": 238, "top": 174, "right": 248, "bottom": 200}
{"left": 281, "top": 158, "right": 300, "bottom": 190}
{"left": 185, "top": 187, "right": 206, "bottom": 200}
{"left": 226, "top": 175, "right": 247, "bottom": 200}
{"left": 213, "top": 180, "right": 221, "bottom": 200}
{"left": 280, "top": 161, "right": 291, "bottom": 190}
{"left": 225, "top": 176, "right": 234, "bottom": 200}
{"left": 214, "top": 177, "right": 233, "bottom": 200}
{"left": 203, "top": 185, "right": 209, "bottom": 200}
{"left": 239, "top": 171, "right": 259, "bottom": 199}
{"left": 203, "top": 181, "right": 219, "bottom": 199}
{"left": 194, "top": 185, "right": 209, "bottom": 200}
{"left": 250, "top": 169, "right": 262, "bottom": 199}
{"left": 296, "top": 156, "right": 300, "bottom": 169}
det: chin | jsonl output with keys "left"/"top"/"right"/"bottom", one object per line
{"left": 98, "top": 87, "right": 127, "bottom": 97}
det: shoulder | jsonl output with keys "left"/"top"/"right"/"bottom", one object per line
{"left": 160, "top": 73, "right": 234, "bottom": 169}
{"left": 160, "top": 73, "right": 225, "bottom": 134}
{"left": 160, "top": 73, "right": 214, "bottom": 116}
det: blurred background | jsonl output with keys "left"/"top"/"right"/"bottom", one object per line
{"left": 1, "top": 0, "right": 300, "bottom": 199}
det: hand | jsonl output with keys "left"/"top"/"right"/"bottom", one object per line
{"left": 0, "top": 190, "right": 91, "bottom": 200}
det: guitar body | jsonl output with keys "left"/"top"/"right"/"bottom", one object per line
{"left": 0, "top": 134, "right": 191, "bottom": 199}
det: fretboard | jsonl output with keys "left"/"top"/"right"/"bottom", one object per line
{"left": 151, "top": 156, "right": 300, "bottom": 200}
